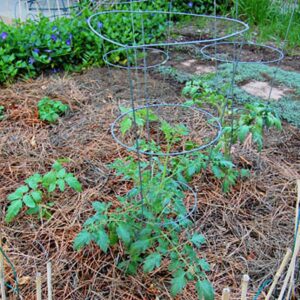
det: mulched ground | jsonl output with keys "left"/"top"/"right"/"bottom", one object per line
{"left": 0, "top": 66, "right": 299, "bottom": 300}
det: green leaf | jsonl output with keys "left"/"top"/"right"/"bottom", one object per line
{"left": 26, "top": 206, "right": 40, "bottom": 215}
{"left": 25, "top": 174, "right": 42, "bottom": 189}
{"left": 196, "top": 280, "right": 214, "bottom": 300}
{"left": 65, "top": 175, "right": 82, "bottom": 192}
{"left": 240, "top": 169, "right": 250, "bottom": 178}
{"left": 52, "top": 161, "right": 63, "bottom": 171}
{"left": 57, "top": 168, "right": 66, "bottom": 178}
{"left": 238, "top": 125, "right": 250, "bottom": 143}
{"left": 143, "top": 252, "right": 161, "bottom": 273}
{"left": 130, "top": 239, "right": 150, "bottom": 255}
{"left": 120, "top": 118, "right": 132, "bottom": 135}
{"left": 48, "top": 183, "right": 56, "bottom": 193}
{"left": 15, "top": 185, "right": 29, "bottom": 194}
{"left": 42, "top": 171, "right": 56, "bottom": 188}
{"left": 74, "top": 230, "right": 93, "bottom": 250}
{"left": 23, "top": 194, "right": 36, "bottom": 208}
{"left": 199, "top": 258, "right": 211, "bottom": 271}
{"left": 7, "top": 191, "right": 22, "bottom": 201}
{"left": 31, "top": 190, "right": 42, "bottom": 202}
{"left": 57, "top": 179, "right": 65, "bottom": 192}
{"left": 92, "top": 201, "right": 107, "bottom": 213}
{"left": 171, "top": 270, "right": 187, "bottom": 297}
{"left": 5, "top": 200, "right": 23, "bottom": 223}
{"left": 191, "top": 233, "right": 206, "bottom": 248}
{"left": 94, "top": 228, "right": 109, "bottom": 253}
{"left": 211, "top": 166, "right": 224, "bottom": 179}
{"left": 116, "top": 223, "right": 131, "bottom": 244}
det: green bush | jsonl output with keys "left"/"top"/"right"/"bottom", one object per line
{"left": 0, "top": 0, "right": 227, "bottom": 84}
{"left": 0, "top": 1, "right": 169, "bottom": 84}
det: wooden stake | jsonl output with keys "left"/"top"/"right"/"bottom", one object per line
{"left": 36, "top": 272, "right": 42, "bottom": 300}
{"left": 0, "top": 238, "right": 6, "bottom": 300}
{"left": 241, "top": 274, "right": 250, "bottom": 300}
{"left": 222, "top": 287, "right": 230, "bottom": 300}
{"left": 278, "top": 179, "right": 300, "bottom": 299}
{"left": 278, "top": 226, "right": 300, "bottom": 300}
{"left": 296, "top": 179, "right": 300, "bottom": 235}
{"left": 265, "top": 248, "right": 292, "bottom": 300}
{"left": 47, "top": 261, "right": 52, "bottom": 300}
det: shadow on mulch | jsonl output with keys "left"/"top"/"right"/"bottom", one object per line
{"left": 0, "top": 67, "right": 299, "bottom": 299}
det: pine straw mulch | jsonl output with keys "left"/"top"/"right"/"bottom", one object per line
{"left": 0, "top": 67, "right": 299, "bottom": 300}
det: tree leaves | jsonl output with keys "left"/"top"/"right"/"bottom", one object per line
{"left": 143, "top": 252, "right": 161, "bottom": 273}
{"left": 5, "top": 200, "right": 23, "bottom": 223}
{"left": 196, "top": 280, "right": 214, "bottom": 300}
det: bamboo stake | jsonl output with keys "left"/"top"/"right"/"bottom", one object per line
{"left": 295, "top": 179, "right": 300, "bottom": 235}
{"left": 277, "top": 226, "right": 300, "bottom": 300}
{"left": 0, "top": 237, "right": 6, "bottom": 300}
{"left": 36, "top": 272, "right": 42, "bottom": 300}
{"left": 265, "top": 248, "right": 292, "bottom": 300}
{"left": 241, "top": 274, "right": 249, "bottom": 300}
{"left": 222, "top": 287, "right": 230, "bottom": 300}
{"left": 286, "top": 180, "right": 300, "bottom": 299}
{"left": 47, "top": 261, "right": 52, "bottom": 300}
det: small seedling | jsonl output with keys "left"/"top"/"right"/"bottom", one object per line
{"left": 5, "top": 159, "right": 82, "bottom": 223}
{"left": 38, "top": 97, "right": 69, "bottom": 123}
{"left": 0, "top": 106, "right": 4, "bottom": 120}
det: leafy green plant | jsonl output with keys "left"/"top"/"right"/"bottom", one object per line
{"left": 5, "top": 159, "right": 82, "bottom": 223}
{"left": 183, "top": 79, "right": 282, "bottom": 152}
{"left": 119, "top": 106, "right": 159, "bottom": 136}
{"left": 37, "top": 97, "right": 69, "bottom": 123}
{"left": 75, "top": 118, "right": 215, "bottom": 299}
{"left": 0, "top": 105, "right": 4, "bottom": 120}
{"left": 182, "top": 79, "right": 282, "bottom": 191}
{"left": 0, "top": 1, "right": 170, "bottom": 84}
{"left": 234, "top": 0, "right": 300, "bottom": 51}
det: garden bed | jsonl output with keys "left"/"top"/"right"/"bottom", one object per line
{"left": 0, "top": 65, "right": 299, "bottom": 299}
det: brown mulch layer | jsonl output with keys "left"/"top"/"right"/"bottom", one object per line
{"left": 0, "top": 68, "right": 299, "bottom": 300}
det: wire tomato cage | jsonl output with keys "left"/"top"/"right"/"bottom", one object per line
{"left": 86, "top": 6, "right": 252, "bottom": 226}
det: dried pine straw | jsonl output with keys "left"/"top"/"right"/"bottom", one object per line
{"left": 0, "top": 68, "right": 299, "bottom": 300}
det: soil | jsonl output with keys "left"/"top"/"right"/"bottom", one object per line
{"left": 0, "top": 62, "right": 299, "bottom": 300}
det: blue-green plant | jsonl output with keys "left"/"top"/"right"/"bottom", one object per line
{"left": 38, "top": 97, "right": 69, "bottom": 123}
{"left": 5, "top": 159, "right": 82, "bottom": 223}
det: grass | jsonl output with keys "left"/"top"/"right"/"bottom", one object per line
{"left": 232, "top": 0, "right": 300, "bottom": 54}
